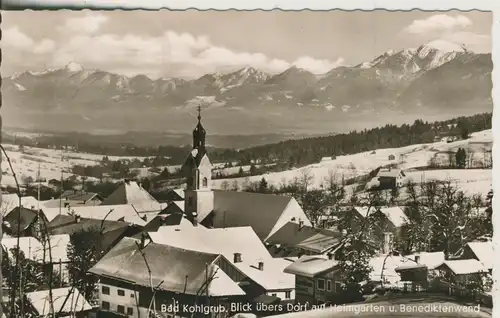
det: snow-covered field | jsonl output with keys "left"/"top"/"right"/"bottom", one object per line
{"left": 1, "top": 144, "right": 155, "bottom": 187}
{"left": 212, "top": 130, "right": 492, "bottom": 196}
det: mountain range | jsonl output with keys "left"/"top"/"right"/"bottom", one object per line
{"left": 1, "top": 40, "right": 493, "bottom": 135}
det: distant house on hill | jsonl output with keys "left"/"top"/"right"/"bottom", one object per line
{"left": 388, "top": 154, "right": 395, "bottom": 161}
{"left": 375, "top": 168, "right": 406, "bottom": 190}
{"left": 320, "top": 156, "right": 335, "bottom": 162}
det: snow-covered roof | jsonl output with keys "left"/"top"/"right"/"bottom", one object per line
{"left": 377, "top": 168, "right": 404, "bottom": 178}
{"left": 467, "top": 241, "right": 493, "bottom": 270}
{"left": 379, "top": 207, "right": 409, "bottom": 228}
{"left": 370, "top": 255, "right": 415, "bottom": 285}
{"left": 284, "top": 255, "right": 338, "bottom": 278}
{"left": 437, "top": 259, "right": 489, "bottom": 275}
{"left": 149, "top": 225, "right": 273, "bottom": 264}
{"left": 1, "top": 235, "right": 70, "bottom": 263}
{"left": 233, "top": 258, "right": 295, "bottom": 291}
{"left": 101, "top": 180, "right": 159, "bottom": 206}
{"left": 395, "top": 252, "right": 445, "bottom": 271}
{"left": 26, "top": 287, "right": 92, "bottom": 315}
{"left": 1, "top": 194, "right": 40, "bottom": 215}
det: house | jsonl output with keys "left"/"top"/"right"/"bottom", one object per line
{"left": 284, "top": 254, "right": 341, "bottom": 305}
{"left": 265, "top": 222, "right": 344, "bottom": 258}
{"left": 48, "top": 214, "right": 142, "bottom": 254}
{"left": 460, "top": 241, "right": 493, "bottom": 273}
{"left": 2, "top": 206, "right": 48, "bottom": 238}
{"left": 320, "top": 156, "right": 335, "bottom": 162}
{"left": 100, "top": 179, "right": 159, "bottom": 207}
{"left": 0, "top": 193, "right": 40, "bottom": 216}
{"left": 42, "top": 203, "right": 164, "bottom": 227}
{"left": 1, "top": 235, "right": 71, "bottom": 284}
{"left": 435, "top": 259, "right": 489, "bottom": 285}
{"left": 350, "top": 206, "right": 409, "bottom": 250}
{"left": 388, "top": 154, "right": 395, "bottom": 161}
{"left": 395, "top": 252, "right": 446, "bottom": 291}
{"left": 58, "top": 190, "right": 103, "bottom": 207}
{"left": 24, "top": 287, "right": 94, "bottom": 318}
{"left": 147, "top": 224, "right": 296, "bottom": 305}
{"left": 180, "top": 110, "right": 312, "bottom": 242}
{"left": 89, "top": 237, "right": 246, "bottom": 317}
{"left": 375, "top": 168, "right": 406, "bottom": 189}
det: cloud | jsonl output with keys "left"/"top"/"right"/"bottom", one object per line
{"left": 2, "top": 26, "right": 56, "bottom": 54}
{"left": 441, "top": 31, "right": 491, "bottom": 53}
{"left": 50, "top": 30, "right": 344, "bottom": 78}
{"left": 403, "top": 14, "right": 472, "bottom": 35}
{"left": 62, "top": 13, "right": 109, "bottom": 34}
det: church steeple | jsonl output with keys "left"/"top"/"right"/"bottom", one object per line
{"left": 192, "top": 105, "right": 206, "bottom": 150}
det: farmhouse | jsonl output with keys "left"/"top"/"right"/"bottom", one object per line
{"left": 181, "top": 108, "right": 311, "bottom": 241}
{"left": 435, "top": 259, "right": 489, "bottom": 285}
{"left": 2, "top": 206, "right": 47, "bottom": 238}
{"left": 283, "top": 254, "right": 341, "bottom": 305}
{"left": 89, "top": 237, "right": 246, "bottom": 317}
{"left": 375, "top": 168, "right": 406, "bottom": 190}
{"left": 459, "top": 241, "right": 493, "bottom": 273}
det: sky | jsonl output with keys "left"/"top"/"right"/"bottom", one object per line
{"left": 1, "top": 10, "right": 492, "bottom": 79}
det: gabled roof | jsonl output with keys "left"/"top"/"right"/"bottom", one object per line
{"left": 149, "top": 225, "right": 272, "bottom": 264}
{"left": 101, "top": 180, "right": 158, "bottom": 206}
{"left": 1, "top": 194, "right": 40, "bottom": 215}
{"left": 266, "top": 222, "right": 342, "bottom": 254}
{"left": 436, "top": 259, "right": 489, "bottom": 275}
{"left": 161, "top": 201, "right": 184, "bottom": 214}
{"left": 89, "top": 237, "right": 245, "bottom": 296}
{"left": 378, "top": 207, "right": 409, "bottom": 228}
{"left": 466, "top": 241, "right": 493, "bottom": 270}
{"left": 3, "top": 206, "right": 39, "bottom": 231}
{"left": 284, "top": 255, "right": 338, "bottom": 278}
{"left": 209, "top": 190, "right": 295, "bottom": 240}
{"left": 26, "top": 287, "right": 92, "bottom": 315}
{"left": 1, "top": 234, "right": 70, "bottom": 263}
{"left": 58, "top": 191, "right": 103, "bottom": 203}
{"left": 377, "top": 168, "right": 405, "bottom": 178}
{"left": 42, "top": 204, "right": 158, "bottom": 226}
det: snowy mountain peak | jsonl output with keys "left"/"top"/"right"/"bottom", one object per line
{"left": 65, "top": 62, "right": 84, "bottom": 72}
{"left": 422, "top": 40, "right": 465, "bottom": 53}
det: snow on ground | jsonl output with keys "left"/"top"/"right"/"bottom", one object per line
{"left": 211, "top": 130, "right": 492, "bottom": 194}
{"left": 1, "top": 143, "right": 155, "bottom": 187}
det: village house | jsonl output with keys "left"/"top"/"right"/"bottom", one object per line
{"left": 265, "top": 221, "right": 344, "bottom": 258}
{"left": 283, "top": 254, "right": 341, "bottom": 306}
{"left": 2, "top": 206, "right": 49, "bottom": 239}
{"left": 374, "top": 168, "right": 406, "bottom": 190}
{"left": 457, "top": 241, "right": 493, "bottom": 273}
{"left": 180, "top": 108, "right": 312, "bottom": 241}
{"left": 394, "top": 252, "right": 446, "bottom": 291}
{"left": 100, "top": 179, "right": 161, "bottom": 208}
{"left": 58, "top": 190, "right": 104, "bottom": 207}
{"left": 2, "top": 235, "right": 71, "bottom": 284}
{"left": 89, "top": 237, "right": 246, "bottom": 318}
{"left": 434, "top": 259, "right": 490, "bottom": 287}
{"left": 147, "top": 224, "right": 296, "bottom": 305}
{"left": 47, "top": 214, "right": 143, "bottom": 254}
{"left": 0, "top": 193, "right": 39, "bottom": 216}
{"left": 24, "top": 287, "right": 95, "bottom": 318}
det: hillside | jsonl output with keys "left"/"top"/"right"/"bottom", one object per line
{"left": 212, "top": 129, "right": 492, "bottom": 197}
{"left": 2, "top": 41, "right": 492, "bottom": 135}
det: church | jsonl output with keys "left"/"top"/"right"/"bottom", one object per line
{"left": 180, "top": 107, "right": 312, "bottom": 241}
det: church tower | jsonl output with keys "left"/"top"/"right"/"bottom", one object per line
{"left": 181, "top": 106, "right": 214, "bottom": 225}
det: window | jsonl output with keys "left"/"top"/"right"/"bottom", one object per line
{"left": 285, "top": 291, "right": 291, "bottom": 299}
{"left": 326, "top": 280, "right": 332, "bottom": 292}
{"left": 101, "top": 286, "right": 110, "bottom": 295}
{"left": 271, "top": 293, "right": 277, "bottom": 297}
{"left": 117, "top": 305, "right": 125, "bottom": 314}
{"left": 130, "top": 293, "right": 135, "bottom": 298}
{"left": 317, "top": 278, "right": 325, "bottom": 291}
{"left": 127, "top": 307, "right": 134, "bottom": 316}
{"left": 117, "top": 289, "right": 125, "bottom": 296}
{"left": 202, "top": 177, "right": 208, "bottom": 187}
{"left": 101, "top": 301, "right": 110, "bottom": 310}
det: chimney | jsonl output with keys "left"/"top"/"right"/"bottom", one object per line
{"left": 192, "top": 212, "right": 198, "bottom": 227}
{"left": 141, "top": 215, "right": 148, "bottom": 222}
{"left": 327, "top": 252, "right": 334, "bottom": 260}
{"left": 415, "top": 255, "right": 420, "bottom": 264}
{"left": 75, "top": 214, "right": 81, "bottom": 223}
{"left": 233, "top": 253, "right": 242, "bottom": 263}
{"left": 258, "top": 261, "right": 264, "bottom": 271}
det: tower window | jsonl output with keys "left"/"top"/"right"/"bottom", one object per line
{"left": 202, "top": 177, "right": 208, "bottom": 187}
